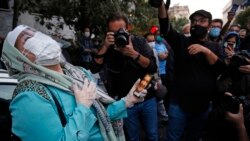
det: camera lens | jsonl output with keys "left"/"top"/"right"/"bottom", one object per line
{"left": 115, "top": 35, "right": 127, "bottom": 47}
{"left": 114, "top": 28, "right": 129, "bottom": 48}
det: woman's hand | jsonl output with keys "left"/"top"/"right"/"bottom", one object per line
{"left": 72, "top": 79, "right": 97, "bottom": 108}
{"left": 123, "top": 79, "right": 146, "bottom": 108}
{"left": 225, "top": 47, "right": 235, "bottom": 58}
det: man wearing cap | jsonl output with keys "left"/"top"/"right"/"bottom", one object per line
{"left": 156, "top": 1, "right": 225, "bottom": 141}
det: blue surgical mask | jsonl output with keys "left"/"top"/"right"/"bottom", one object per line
{"left": 209, "top": 27, "right": 221, "bottom": 38}
{"left": 156, "top": 35, "right": 163, "bottom": 42}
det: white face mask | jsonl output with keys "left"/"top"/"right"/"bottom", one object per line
{"left": 84, "top": 32, "right": 90, "bottom": 37}
{"left": 23, "top": 32, "right": 62, "bottom": 66}
{"left": 148, "top": 41, "right": 155, "bottom": 49}
{"left": 184, "top": 33, "right": 191, "bottom": 37}
{"left": 224, "top": 42, "right": 236, "bottom": 49}
{"left": 90, "top": 33, "right": 95, "bottom": 39}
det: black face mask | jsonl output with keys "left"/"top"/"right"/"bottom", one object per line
{"left": 240, "top": 37, "right": 245, "bottom": 43}
{"left": 190, "top": 25, "right": 208, "bottom": 40}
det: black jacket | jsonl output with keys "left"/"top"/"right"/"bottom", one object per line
{"left": 159, "top": 17, "right": 225, "bottom": 113}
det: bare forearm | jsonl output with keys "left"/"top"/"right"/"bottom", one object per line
{"left": 131, "top": 53, "right": 150, "bottom": 68}
{"left": 220, "top": 21, "right": 231, "bottom": 37}
{"left": 158, "top": 1, "right": 167, "bottom": 18}
{"left": 205, "top": 50, "right": 218, "bottom": 65}
{"left": 237, "top": 125, "right": 249, "bottom": 141}
{"left": 138, "top": 55, "right": 150, "bottom": 68}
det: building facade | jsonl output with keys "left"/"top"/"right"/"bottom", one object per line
{"left": 222, "top": 0, "right": 250, "bottom": 25}
{"left": 168, "top": 3, "right": 190, "bottom": 19}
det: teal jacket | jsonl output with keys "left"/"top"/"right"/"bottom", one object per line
{"left": 10, "top": 84, "right": 127, "bottom": 141}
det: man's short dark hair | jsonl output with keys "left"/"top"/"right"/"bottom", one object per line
{"left": 107, "top": 12, "right": 129, "bottom": 28}
{"left": 189, "top": 9, "right": 212, "bottom": 23}
{"left": 230, "top": 24, "right": 241, "bottom": 29}
{"left": 212, "top": 19, "right": 223, "bottom": 27}
{"left": 144, "top": 32, "right": 155, "bottom": 39}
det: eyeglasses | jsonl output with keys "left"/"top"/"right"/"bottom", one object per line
{"left": 191, "top": 18, "right": 208, "bottom": 24}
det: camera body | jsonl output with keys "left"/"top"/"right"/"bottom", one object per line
{"left": 222, "top": 95, "right": 250, "bottom": 115}
{"left": 230, "top": 50, "right": 250, "bottom": 69}
{"left": 222, "top": 95, "right": 241, "bottom": 114}
{"left": 114, "top": 28, "right": 129, "bottom": 48}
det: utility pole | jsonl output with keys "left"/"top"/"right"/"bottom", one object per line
{"left": 12, "top": 0, "right": 18, "bottom": 29}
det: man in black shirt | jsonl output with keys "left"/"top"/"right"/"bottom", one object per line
{"left": 157, "top": 1, "right": 224, "bottom": 141}
{"left": 90, "top": 12, "right": 158, "bottom": 141}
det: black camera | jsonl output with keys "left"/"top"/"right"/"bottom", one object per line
{"left": 222, "top": 95, "right": 250, "bottom": 114}
{"left": 114, "top": 28, "right": 129, "bottom": 48}
{"left": 230, "top": 50, "right": 250, "bottom": 69}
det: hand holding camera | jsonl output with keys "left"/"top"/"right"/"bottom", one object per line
{"left": 104, "top": 28, "right": 130, "bottom": 49}
{"left": 229, "top": 50, "right": 250, "bottom": 71}
{"left": 103, "top": 32, "right": 115, "bottom": 49}
{"left": 239, "top": 58, "right": 250, "bottom": 74}
{"left": 114, "top": 28, "right": 130, "bottom": 48}
{"left": 112, "top": 28, "right": 139, "bottom": 59}
{"left": 118, "top": 36, "right": 139, "bottom": 59}
{"left": 226, "top": 103, "right": 245, "bottom": 128}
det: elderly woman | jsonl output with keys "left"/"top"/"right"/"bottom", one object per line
{"left": 1, "top": 25, "right": 145, "bottom": 141}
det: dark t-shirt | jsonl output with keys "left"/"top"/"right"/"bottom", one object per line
{"left": 90, "top": 35, "right": 157, "bottom": 99}
{"left": 159, "top": 17, "right": 225, "bottom": 112}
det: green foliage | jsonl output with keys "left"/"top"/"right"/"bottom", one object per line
{"left": 170, "top": 17, "right": 189, "bottom": 33}
{"left": 18, "top": 0, "right": 84, "bottom": 29}
{"left": 17, "top": 0, "right": 158, "bottom": 36}
{"left": 121, "top": 0, "right": 158, "bottom": 35}
{"left": 235, "top": 7, "right": 250, "bottom": 29}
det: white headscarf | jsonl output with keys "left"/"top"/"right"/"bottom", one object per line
{"left": 6, "top": 25, "right": 29, "bottom": 46}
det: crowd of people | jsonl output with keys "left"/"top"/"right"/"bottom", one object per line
{"left": 1, "top": 0, "right": 250, "bottom": 141}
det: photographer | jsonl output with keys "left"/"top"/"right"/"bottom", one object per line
{"left": 90, "top": 12, "right": 159, "bottom": 141}
{"left": 212, "top": 46, "right": 250, "bottom": 141}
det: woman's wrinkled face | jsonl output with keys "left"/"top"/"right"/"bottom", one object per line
{"left": 15, "top": 28, "right": 36, "bottom": 62}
